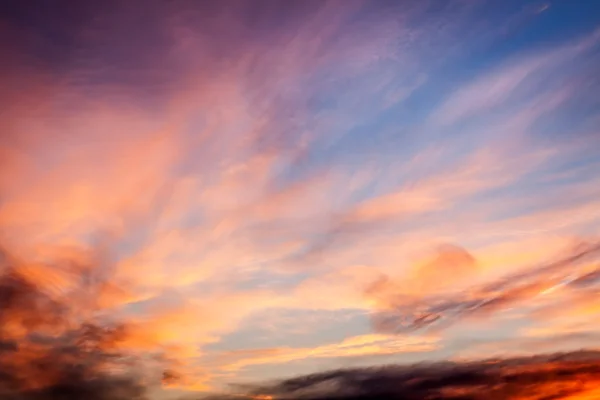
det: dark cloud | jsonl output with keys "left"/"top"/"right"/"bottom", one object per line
{"left": 0, "top": 245, "right": 175, "bottom": 400}
{"left": 207, "top": 350, "right": 600, "bottom": 400}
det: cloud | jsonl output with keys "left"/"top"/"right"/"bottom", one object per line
{"left": 286, "top": 142, "right": 554, "bottom": 269}
{"left": 121, "top": 289, "right": 287, "bottom": 357}
{"left": 431, "top": 26, "right": 600, "bottom": 128}
{"left": 363, "top": 244, "right": 479, "bottom": 317}
{"left": 368, "top": 241, "right": 600, "bottom": 334}
{"left": 0, "top": 244, "right": 177, "bottom": 400}
{"left": 213, "top": 350, "right": 600, "bottom": 400}
{"left": 0, "top": 3, "right": 449, "bottom": 391}
{"left": 432, "top": 56, "right": 550, "bottom": 127}
{"left": 405, "top": 244, "right": 479, "bottom": 294}
{"left": 207, "top": 333, "right": 439, "bottom": 373}
{"left": 0, "top": 0, "right": 439, "bottom": 288}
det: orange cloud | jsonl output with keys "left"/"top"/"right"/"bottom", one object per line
{"left": 367, "top": 241, "right": 600, "bottom": 334}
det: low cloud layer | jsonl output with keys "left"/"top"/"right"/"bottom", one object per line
{"left": 209, "top": 350, "right": 600, "bottom": 400}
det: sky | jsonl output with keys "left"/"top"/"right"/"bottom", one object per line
{"left": 1, "top": 0, "right": 600, "bottom": 397}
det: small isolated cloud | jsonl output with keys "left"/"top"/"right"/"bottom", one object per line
{"left": 407, "top": 244, "right": 479, "bottom": 294}
{"left": 536, "top": 3, "right": 551, "bottom": 14}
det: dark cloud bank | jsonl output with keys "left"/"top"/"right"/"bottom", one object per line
{"left": 207, "top": 351, "right": 600, "bottom": 400}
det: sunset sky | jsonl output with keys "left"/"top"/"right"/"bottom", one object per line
{"left": 1, "top": 0, "right": 600, "bottom": 397}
